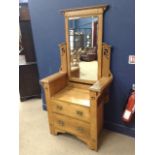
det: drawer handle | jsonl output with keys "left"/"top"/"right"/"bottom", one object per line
{"left": 76, "top": 110, "right": 83, "bottom": 116}
{"left": 56, "top": 105, "right": 63, "bottom": 110}
{"left": 57, "top": 120, "right": 64, "bottom": 126}
{"left": 76, "top": 127, "right": 84, "bottom": 132}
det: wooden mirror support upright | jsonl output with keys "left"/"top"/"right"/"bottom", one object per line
{"left": 40, "top": 4, "right": 113, "bottom": 151}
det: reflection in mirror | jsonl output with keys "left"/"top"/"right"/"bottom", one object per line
{"left": 69, "top": 16, "right": 98, "bottom": 81}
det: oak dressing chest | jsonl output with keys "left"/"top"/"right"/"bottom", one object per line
{"left": 41, "top": 4, "right": 113, "bottom": 151}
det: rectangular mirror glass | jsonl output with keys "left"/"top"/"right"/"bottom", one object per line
{"left": 68, "top": 16, "right": 98, "bottom": 81}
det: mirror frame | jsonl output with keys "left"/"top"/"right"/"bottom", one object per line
{"left": 62, "top": 5, "right": 108, "bottom": 84}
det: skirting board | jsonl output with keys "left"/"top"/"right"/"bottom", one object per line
{"left": 42, "top": 103, "right": 47, "bottom": 110}
{"left": 42, "top": 103, "right": 135, "bottom": 137}
{"left": 104, "top": 121, "right": 135, "bottom": 137}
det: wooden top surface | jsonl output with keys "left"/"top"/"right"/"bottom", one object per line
{"left": 89, "top": 74, "right": 113, "bottom": 92}
{"left": 60, "top": 4, "right": 108, "bottom": 13}
{"left": 53, "top": 86, "right": 90, "bottom": 107}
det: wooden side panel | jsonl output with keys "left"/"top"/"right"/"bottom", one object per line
{"left": 41, "top": 72, "right": 68, "bottom": 134}
{"left": 42, "top": 83, "right": 55, "bottom": 134}
{"left": 103, "top": 87, "right": 110, "bottom": 103}
{"left": 49, "top": 74, "right": 68, "bottom": 96}
{"left": 97, "top": 100, "right": 103, "bottom": 136}
{"left": 59, "top": 43, "right": 68, "bottom": 72}
{"left": 68, "top": 82, "right": 91, "bottom": 89}
{"left": 102, "top": 43, "right": 111, "bottom": 77}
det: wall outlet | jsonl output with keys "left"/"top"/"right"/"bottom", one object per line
{"left": 128, "top": 55, "right": 135, "bottom": 64}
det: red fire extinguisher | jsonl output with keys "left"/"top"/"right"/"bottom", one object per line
{"left": 122, "top": 84, "right": 135, "bottom": 123}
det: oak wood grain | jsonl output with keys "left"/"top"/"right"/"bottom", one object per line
{"left": 40, "top": 4, "right": 112, "bottom": 151}
{"left": 89, "top": 73, "right": 113, "bottom": 93}
{"left": 51, "top": 100, "right": 90, "bottom": 122}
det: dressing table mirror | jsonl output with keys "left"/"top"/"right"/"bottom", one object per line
{"left": 41, "top": 4, "right": 113, "bottom": 151}
{"left": 68, "top": 16, "right": 98, "bottom": 82}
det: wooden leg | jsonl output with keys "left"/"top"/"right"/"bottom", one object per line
{"left": 49, "top": 124, "right": 58, "bottom": 135}
{"left": 88, "top": 139, "right": 98, "bottom": 151}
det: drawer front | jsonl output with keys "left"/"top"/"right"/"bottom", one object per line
{"left": 53, "top": 113, "right": 90, "bottom": 138}
{"left": 51, "top": 100, "right": 90, "bottom": 122}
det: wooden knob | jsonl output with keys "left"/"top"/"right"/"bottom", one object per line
{"left": 77, "top": 127, "right": 84, "bottom": 132}
{"left": 56, "top": 105, "right": 63, "bottom": 110}
{"left": 76, "top": 110, "right": 83, "bottom": 116}
{"left": 58, "top": 120, "right": 64, "bottom": 126}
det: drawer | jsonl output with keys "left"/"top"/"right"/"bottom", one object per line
{"left": 51, "top": 100, "right": 90, "bottom": 122}
{"left": 53, "top": 113, "right": 90, "bottom": 139}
